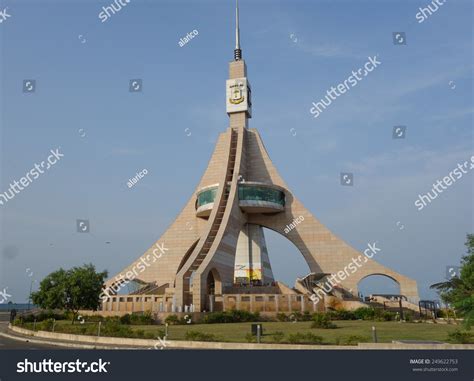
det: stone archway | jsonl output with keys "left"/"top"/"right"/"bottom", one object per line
{"left": 204, "top": 268, "right": 222, "bottom": 311}
{"left": 357, "top": 273, "right": 401, "bottom": 297}
{"left": 247, "top": 200, "right": 419, "bottom": 303}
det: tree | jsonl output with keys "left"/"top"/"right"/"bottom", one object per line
{"left": 31, "top": 264, "right": 108, "bottom": 323}
{"left": 431, "top": 234, "right": 474, "bottom": 328}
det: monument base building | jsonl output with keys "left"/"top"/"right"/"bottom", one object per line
{"left": 100, "top": 2, "right": 419, "bottom": 316}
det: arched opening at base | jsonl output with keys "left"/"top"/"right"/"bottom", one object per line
{"left": 205, "top": 268, "right": 222, "bottom": 312}
{"left": 358, "top": 274, "right": 400, "bottom": 300}
{"left": 263, "top": 227, "right": 311, "bottom": 288}
{"left": 207, "top": 271, "right": 216, "bottom": 295}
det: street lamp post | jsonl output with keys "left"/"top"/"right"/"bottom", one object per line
{"left": 27, "top": 279, "right": 35, "bottom": 310}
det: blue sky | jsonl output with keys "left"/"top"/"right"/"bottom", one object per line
{"left": 0, "top": 0, "right": 472, "bottom": 302}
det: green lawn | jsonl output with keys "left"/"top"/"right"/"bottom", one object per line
{"left": 138, "top": 321, "right": 458, "bottom": 344}
{"left": 25, "top": 320, "right": 462, "bottom": 345}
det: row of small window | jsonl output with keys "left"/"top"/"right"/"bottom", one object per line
{"left": 238, "top": 186, "right": 285, "bottom": 206}
{"left": 196, "top": 185, "right": 285, "bottom": 208}
{"left": 107, "top": 297, "right": 162, "bottom": 303}
{"left": 225, "top": 295, "right": 307, "bottom": 302}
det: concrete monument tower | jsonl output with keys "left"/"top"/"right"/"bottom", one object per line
{"left": 103, "top": 1, "right": 419, "bottom": 313}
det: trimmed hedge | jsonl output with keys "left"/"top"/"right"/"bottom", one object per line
{"left": 185, "top": 330, "right": 216, "bottom": 341}
{"left": 202, "top": 310, "right": 261, "bottom": 324}
{"left": 287, "top": 332, "right": 324, "bottom": 344}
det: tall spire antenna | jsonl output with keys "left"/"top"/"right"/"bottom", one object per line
{"left": 234, "top": 0, "right": 242, "bottom": 60}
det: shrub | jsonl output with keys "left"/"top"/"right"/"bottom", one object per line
{"left": 342, "top": 335, "right": 370, "bottom": 345}
{"left": 100, "top": 320, "right": 134, "bottom": 338}
{"left": 12, "top": 318, "right": 23, "bottom": 326}
{"left": 21, "top": 311, "right": 68, "bottom": 324}
{"left": 120, "top": 311, "right": 154, "bottom": 325}
{"left": 84, "top": 315, "right": 105, "bottom": 323}
{"left": 447, "top": 329, "right": 474, "bottom": 344}
{"left": 245, "top": 333, "right": 255, "bottom": 343}
{"left": 271, "top": 331, "right": 285, "bottom": 343}
{"left": 56, "top": 323, "right": 96, "bottom": 336}
{"left": 202, "top": 310, "right": 260, "bottom": 324}
{"left": 21, "top": 314, "right": 36, "bottom": 323}
{"left": 288, "top": 311, "right": 312, "bottom": 322}
{"left": 164, "top": 315, "right": 180, "bottom": 325}
{"left": 327, "top": 310, "right": 356, "bottom": 320}
{"left": 302, "top": 311, "right": 312, "bottom": 321}
{"left": 120, "top": 314, "right": 132, "bottom": 325}
{"left": 375, "top": 310, "right": 396, "bottom": 321}
{"left": 144, "top": 331, "right": 157, "bottom": 340}
{"left": 276, "top": 313, "right": 288, "bottom": 322}
{"left": 184, "top": 330, "right": 216, "bottom": 342}
{"left": 311, "top": 313, "right": 337, "bottom": 329}
{"left": 287, "top": 332, "right": 323, "bottom": 344}
{"left": 130, "top": 311, "right": 154, "bottom": 325}
{"left": 354, "top": 307, "right": 376, "bottom": 320}
{"left": 104, "top": 316, "right": 121, "bottom": 324}
{"left": 37, "top": 318, "right": 55, "bottom": 331}
{"left": 288, "top": 312, "right": 300, "bottom": 322}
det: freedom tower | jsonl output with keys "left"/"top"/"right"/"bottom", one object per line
{"left": 102, "top": 1, "right": 419, "bottom": 314}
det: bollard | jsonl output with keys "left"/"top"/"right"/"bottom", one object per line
{"left": 33, "top": 319, "right": 37, "bottom": 331}
{"left": 371, "top": 326, "right": 378, "bottom": 343}
{"left": 52, "top": 319, "right": 56, "bottom": 332}
{"left": 256, "top": 324, "right": 261, "bottom": 343}
{"left": 165, "top": 323, "right": 169, "bottom": 339}
{"left": 98, "top": 321, "right": 102, "bottom": 337}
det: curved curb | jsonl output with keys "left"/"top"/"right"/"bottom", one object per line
{"left": 0, "top": 331, "right": 107, "bottom": 350}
